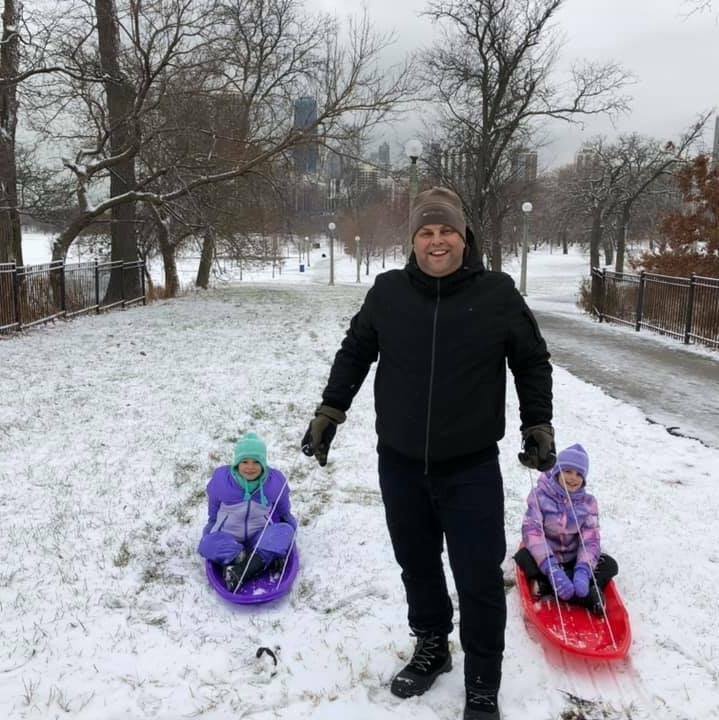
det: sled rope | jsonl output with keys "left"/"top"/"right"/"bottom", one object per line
{"left": 526, "top": 467, "right": 568, "bottom": 644}
{"left": 233, "top": 472, "right": 290, "bottom": 593}
{"left": 553, "top": 456, "right": 617, "bottom": 650}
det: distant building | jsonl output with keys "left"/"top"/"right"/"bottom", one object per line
{"left": 511, "top": 149, "right": 538, "bottom": 183}
{"left": 575, "top": 148, "right": 600, "bottom": 176}
{"left": 378, "top": 142, "right": 390, "bottom": 175}
{"left": 292, "top": 96, "right": 319, "bottom": 174}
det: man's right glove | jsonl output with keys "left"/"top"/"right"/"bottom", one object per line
{"left": 540, "top": 555, "right": 574, "bottom": 601}
{"left": 518, "top": 423, "right": 556, "bottom": 472}
{"left": 301, "top": 405, "right": 346, "bottom": 467}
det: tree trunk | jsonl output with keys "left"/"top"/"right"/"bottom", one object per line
{"left": 95, "top": 0, "right": 139, "bottom": 302}
{"left": 603, "top": 239, "right": 613, "bottom": 266}
{"left": 488, "top": 194, "right": 503, "bottom": 272}
{"left": 0, "top": 0, "right": 22, "bottom": 265}
{"left": 151, "top": 208, "right": 179, "bottom": 297}
{"left": 561, "top": 228, "right": 568, "bottom": 255}
{"left": 589, "top": 208, "right": 603, "bottom": 311}
{"left": 196, "top": 226, "right": 215, "bottom": 289}
{"left": 615, "top": 205, "right": 630, "bottom": 274}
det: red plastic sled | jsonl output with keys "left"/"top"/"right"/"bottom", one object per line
{"left": 515, "top": 563, "right": 631, "bottom": 661}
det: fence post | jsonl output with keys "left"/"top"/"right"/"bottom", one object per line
{"left": 59, "top": 262, "right": 67, "bottom": 314}
{"left": 140, "top": 261, "right": 146, "bottom": 305}
{"left": 599, "top": 268, "right": 606, "bottom": 322}
{"left": 94, "top": 259, "right": 100, "bottom": 313}
{"left": 12, "top": 264, "right": 22, "bottom": 330}
{"left": 635, "top": 270, "right": 645, "bottom": 332}
{"left": 684, "top": 273, "right": 696, "bottom": 345}
{"left": 121, "top": 262, "right": 126, "bottom": 308}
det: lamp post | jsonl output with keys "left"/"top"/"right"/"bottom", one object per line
{"left": 305, "top": 236, "right": 310, "bottom": 268}
{"left": 355, "top": 235, "right": 361, "bottom": 283}
{"left": 405, "top": 139, "right": 423, "bottom": 256}
{"left": 328, "top": 222, "right": 336, "bottom": 285}
{"left": 519, "top": 201, "right": 533, "bottom": 296}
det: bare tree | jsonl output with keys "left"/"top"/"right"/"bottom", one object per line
{"left": 1, "top": 0, "right": 22, "bottom": 263}
{"left": 420, "top": 0, "right": 631, "bottom": 269}
{"left": 610, "top": 117, "right": 708, "bottom": 273}
{"left": 34, "top": 0, "right": 414, "bottom": 297}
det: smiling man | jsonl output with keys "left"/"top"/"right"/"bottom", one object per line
{"left": 302, "top": 186, "right": 555, "bottom": 720}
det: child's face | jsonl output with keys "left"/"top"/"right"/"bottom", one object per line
{"left": 558, "top": 468, "right": 584, "bottom": 493}
{"left": 238, "top": 459, "right": 262, "bottom": 481}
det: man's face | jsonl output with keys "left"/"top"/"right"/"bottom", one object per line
{"left": 413, "top": 224, "right": 465, "bottom": 277}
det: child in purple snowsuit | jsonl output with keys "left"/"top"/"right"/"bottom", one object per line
{"left": 198, "top": 432, "right": 296, "bottom": 591}
{"left": 514, "top": 443, "right": 618, "bottom": 615}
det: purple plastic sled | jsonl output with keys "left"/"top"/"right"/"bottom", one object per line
{"left": 205, "top": 548, "right": 300, "bottom": 605}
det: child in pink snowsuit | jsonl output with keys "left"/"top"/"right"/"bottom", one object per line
{"left": 198, "top": 432, "right": 296, "bottom": 591}
{"left": 514, "top": 443, "right": 617, "bottom": 614}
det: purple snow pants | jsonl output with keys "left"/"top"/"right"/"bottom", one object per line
{"left": 197, "top": 522, "right": 295, "bottom": 565}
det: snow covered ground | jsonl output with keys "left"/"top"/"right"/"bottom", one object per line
{"left": 2, "top": 241, "right": 718, "bottom": 720}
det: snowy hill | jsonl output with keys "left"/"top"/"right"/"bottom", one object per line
{"left": 1, "top": 248, "right": 717, "bottom": 720}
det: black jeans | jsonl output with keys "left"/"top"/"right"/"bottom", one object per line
{"left": 378, "top": 447, "right": 506, "bottom": 688}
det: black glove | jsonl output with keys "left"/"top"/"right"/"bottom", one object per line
{"left": 518, "top": 423, "right": 556, "bottom": 471}
{"left": 301, "top": 404, "right": 346, "bottom": 466}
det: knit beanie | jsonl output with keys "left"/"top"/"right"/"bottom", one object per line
{"left": 410, "top": 187, "right": 467, "bottom": 242}
{"left": 554, "top": 443, "right": 589, "bottom": 482}
{"left": 232, "top": 432, "right": 269, "bottom": 485}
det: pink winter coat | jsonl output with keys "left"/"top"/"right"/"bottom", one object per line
{"left": 521, "top": 469, "right": 601, "bottom": 568}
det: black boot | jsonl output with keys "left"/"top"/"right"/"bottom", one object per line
{"left": 224, "top": 553, "right": 266, "bottom": 591}
{"left": 587, "top": 584, "right": 606, "bottom": 616}
{"left": 464, "top": 678, "right": 501, "bottom": 719}
{"left": 390, "top": 633, "right": 451, "bottom": 698}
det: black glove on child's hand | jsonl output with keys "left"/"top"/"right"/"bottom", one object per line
{"left": 301, "top": 405, "right": 346, "bottom": 467}
{"left": 518, "top": 423, "right": 556, "bottom": 471}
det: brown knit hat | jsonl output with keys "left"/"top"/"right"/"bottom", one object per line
{"left": 410, "top": 187, "right": 466, "bottom": 242}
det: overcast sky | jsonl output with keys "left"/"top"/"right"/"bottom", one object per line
{"left": 311, "top": 0, "right": 719, "bottom": 169}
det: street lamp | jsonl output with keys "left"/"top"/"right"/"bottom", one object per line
{"left": 305, "top": 236, "right": 310, "bottom": 268}
{"left": 519, "top": 201, "right": 533, "bottom": 296}
{"left": 328, "top": 222, "right": 336, "bottom": 286}
{"left": 405, "top": 139, "right": 423, "bottom": 256}
{"left": 355, "top": 235, "right": 361, "bottom": 283}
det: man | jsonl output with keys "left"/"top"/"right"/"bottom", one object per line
{"left": 302, "top": 187, "right": 555, "bottom": 719}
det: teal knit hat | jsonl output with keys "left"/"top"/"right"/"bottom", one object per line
{"left": 233, "top": 432, "right": 268, "bottom": 470}
{"left": 231, "top": 432, "right": 269, "bottom": 502}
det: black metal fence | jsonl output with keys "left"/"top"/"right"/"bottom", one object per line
{"left": 0, "top": 259, "right": 146, "bottom": 334}
{"left": 592, "top": 268, "right": 719, "bottom": 349}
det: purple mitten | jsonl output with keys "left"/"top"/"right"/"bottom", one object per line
{"left": 573, "top": 563, "right": 591, "bottom": 598}
{"left": 540, "top": 556, "right": 575, "bottom": 601}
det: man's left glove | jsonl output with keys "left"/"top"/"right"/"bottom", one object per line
{"left": 301, "top": 405, "right": 346, "bottom": 467}
{"left": 518, "top": 423, "right": 556, "bottom": 472}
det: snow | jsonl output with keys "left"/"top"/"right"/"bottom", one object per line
{"left": 2, "top": 241, "right": 718, "bottom": 720}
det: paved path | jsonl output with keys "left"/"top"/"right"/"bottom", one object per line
{"left": 534, "top": 308, "right": 719, "bottom": 449}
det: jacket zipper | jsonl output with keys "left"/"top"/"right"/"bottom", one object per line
{"left": 424, "top": 278, "right": 441, "bottom": 475}
{"left": 243, "top": 494, "right": 252, "bottom": 538}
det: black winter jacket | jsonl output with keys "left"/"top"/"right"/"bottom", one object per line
{"left": 321, "top": 240, "right": 552, "bottom": 471}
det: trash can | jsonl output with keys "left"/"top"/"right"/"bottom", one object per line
{"left": 299, "top": 264, "right": 305, "bottom": 273}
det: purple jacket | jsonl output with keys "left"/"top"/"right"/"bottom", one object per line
{"left": 521, "top": 469, "right": 601, "bottom": 569}
{"left": 202, "top": 466, "right": 296, "bottom": 541}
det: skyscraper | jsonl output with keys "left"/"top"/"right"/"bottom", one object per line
{"left": 293, "top": 96, "right": 319, "bottom": 174}
{"left": 378, "top": 142, "right": 390, "bottom": 174}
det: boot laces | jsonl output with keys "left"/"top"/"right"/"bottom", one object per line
{"left": 408, "top": 635, "right": 442, "bottom": 672}
{"left": 467, "top": 678, "right": 498, "bottom": 709}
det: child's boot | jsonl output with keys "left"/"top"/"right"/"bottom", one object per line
{"left": 588, "top": 584, "right": 606, "bottom": 616}
{"left": 224, "top": 553, "right": 266, "bottom": 591}
{"left": 390, "top": 633, "right": 451, "bottom": 698}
